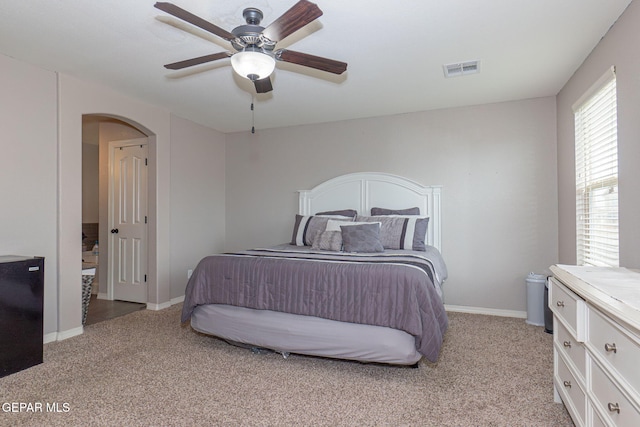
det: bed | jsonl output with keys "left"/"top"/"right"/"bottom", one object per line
{"left": 182, "top": 172, "right": 448, "bottom": 366}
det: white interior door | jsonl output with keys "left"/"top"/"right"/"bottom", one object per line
{"left": 109, "top": 139, "right": 148, "bottom": 303}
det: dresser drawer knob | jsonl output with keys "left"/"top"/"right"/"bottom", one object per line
{"left": 556, "top": 301, "right": 565, "bottom": 307}
{"left": 604, "top": 343, "right": 617, "bottom": 353}
{"left": 608, "top": 402, "right": 620, "bottom": 413}
{"left": 563, "top": 380, "right": 571, "bottom": 389}
{"left": 563, "top": 341, "right": 571, "bottom": 348}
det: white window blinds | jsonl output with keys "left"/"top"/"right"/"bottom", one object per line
{"left": 573, "top": 67, "right": 619, "bottom": 267}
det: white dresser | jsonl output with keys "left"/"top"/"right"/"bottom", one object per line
{"left": 549, "top": 265, "right": 640, "bottom": 427}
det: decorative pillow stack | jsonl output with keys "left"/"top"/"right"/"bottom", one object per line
{"left": 314, "top": 219, "right": 384, "bottom": 253}
{"left": 354, "top": 207, "right": 429, "bottom": 251}
{"left": 290, "top": 207, "right": 428, "bottom": 253}
{"left": 291, "top": 214, "right": 353, "bottom": 246}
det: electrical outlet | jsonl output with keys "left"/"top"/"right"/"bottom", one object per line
{"left": 187, "top": 269, "right": 193, "bottom": 279}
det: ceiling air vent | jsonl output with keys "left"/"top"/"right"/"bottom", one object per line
{"left": 443, "top": 60, "right": 481, "bottom": 78}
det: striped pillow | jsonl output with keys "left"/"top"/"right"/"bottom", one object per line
{"left": 290, "top": 215, "right": 353, "bottom": 246}
{"left": 355, "top": 215, "right": 429, "bottom": 251}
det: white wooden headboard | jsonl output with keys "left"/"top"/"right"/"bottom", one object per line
{"left": 298, "top": 172, "right": 442, "bottom": 251}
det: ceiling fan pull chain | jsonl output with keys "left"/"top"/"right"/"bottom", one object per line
{"left": 251, "top": 97, "right": 256, "bottom": 134}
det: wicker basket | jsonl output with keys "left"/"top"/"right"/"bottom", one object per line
{"left": 81, "top": 274, "right": 95, "bottom": 325}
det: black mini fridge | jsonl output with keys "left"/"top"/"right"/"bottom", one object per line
{"left": 0, "top": 256, "right": 44, "bottom": 377}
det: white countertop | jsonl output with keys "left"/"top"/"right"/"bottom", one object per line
{"left": 82, "top": 263, "right": 96, "bottom": 275}
{"left": 556, "top": 265, "right": 640, "bottom": 311}
{"left": 551, "top": 264, "right": 640, "bottom": 332}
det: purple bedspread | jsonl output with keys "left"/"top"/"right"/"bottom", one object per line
{"left": 182, "top": 246, "right": 448, "bottom": 362}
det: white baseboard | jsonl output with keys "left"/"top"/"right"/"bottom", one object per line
{"left": 57, "top": 326, "right": 84, "bottom": 340}
{"left": 44, "top": 295, "right": 185, "bottom": 343}
{"left": 44, "top": 326, "right": 84, "bottom": 343}
{"left": 171, "top": 295, "right": 185, "bottom": 305}
{"left": 96, "top": 292, "right": 180, "bottom": 307}
{"left": 445, "top": 304, "right": 527, "bottom": 319}
{"left": 43, "top": 332, "right": 59, "bottom": 344}
{"left": 90, "top": 294, "right": 183, "bottom": 311}
{"left": 147, "top": 295, "right": 184, "bottom": 310}
{"left": 146, "top": 301, "right": 171, "bottom": 311}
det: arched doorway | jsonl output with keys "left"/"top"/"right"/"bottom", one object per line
{"left": 82, "top": 115, "right": 153, "bottom": 311}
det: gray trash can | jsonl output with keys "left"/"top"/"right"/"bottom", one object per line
{"left": 544, "top": 280, "right": 553, "bottom": 334}
{"left": 526, "top": 273, "right": 546, "bottom": 326}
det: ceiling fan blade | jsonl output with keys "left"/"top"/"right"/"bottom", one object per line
{"left": 253, "top": 77, "right": 273, "bottom": 93}
{"left": 276, "top": 49, "right": 347, "bottom": 75}
{"left": 262, "top": 0, "right": 323, "bottom": 42}
{"left": 154, "top": 2, "right": 236, "bottom": 41}
{"left": 164, "top": 52, "right": 231, "bottom": 70}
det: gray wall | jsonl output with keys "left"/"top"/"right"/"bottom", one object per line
{"left": 82, "top": 143, "right": 99, "bottom": 223}
{"left": 557, "top": 0, "right": 640, "bottom": 268}
{"left": 0, "top": 54, "right": 58, "bottom": 332}
{"left": 226, "top": 97, "right": 558, "bottom": 313}
{"left": 169, "top": 115, "right": 226, "bottom": 300}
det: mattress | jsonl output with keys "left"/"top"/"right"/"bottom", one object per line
{"left": 191, "top": 304, "right": 422, "bottom": 365}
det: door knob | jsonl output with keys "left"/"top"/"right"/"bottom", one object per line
{"left": 111, "top": 228, "right": 119, "bottom": 234}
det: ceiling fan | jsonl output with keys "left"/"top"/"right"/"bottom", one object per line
{"left": 154, "top": 1, "right": 348, "bottom": 93}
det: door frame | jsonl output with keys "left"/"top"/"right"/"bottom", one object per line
{"left": 107, "top": 137, "right": 149, "bottom": 302}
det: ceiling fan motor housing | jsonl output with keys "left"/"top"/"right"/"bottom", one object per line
{"left": 231, "top": 8, "right": 276, "bottom": 51}
{"left": 231, "top": 26, "right": 274, "bottom": 50}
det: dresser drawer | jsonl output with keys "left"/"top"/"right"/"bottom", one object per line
{"left": 590, "top": 407, "right": 607, "bottom": 427}
{"left": 590, "top": 358, "right": 640, "bottom": 426}
{"left": 550, "top": 277, "right": 586, "bottom": 341}
{"left": 555, "top": 319, "right": 586, "bottom": 379}
{"left": 588, "top": 305, "right": 640, "bottom": 399}
{"left": 555, "top": 351, "right": 586, "bottom": 426}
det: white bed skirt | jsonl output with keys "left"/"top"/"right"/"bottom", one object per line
{"left": 191, "top": 304, "right": 422, "bottom": 365}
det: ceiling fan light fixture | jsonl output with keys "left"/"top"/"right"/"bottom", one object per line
{"left": 231, "top": 49, "right": 276, "bottom": 81}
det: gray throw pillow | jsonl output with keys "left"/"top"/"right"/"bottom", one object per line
{"left": 340, "top": 223, "right": 384, "bottom": 253}
{"left": 311, "top": 230, "right": 343, "bottom": 251}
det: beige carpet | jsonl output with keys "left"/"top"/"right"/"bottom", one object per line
{"left": 0, "top": 305, "right": 573, "bottom": 426}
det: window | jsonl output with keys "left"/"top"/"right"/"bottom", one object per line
{"left": 573, "top": 67, "right": 619, "bottom": 267}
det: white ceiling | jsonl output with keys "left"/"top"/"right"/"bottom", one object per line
{"left": 0, "top": 0, "right": 632, "bottom": 133}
